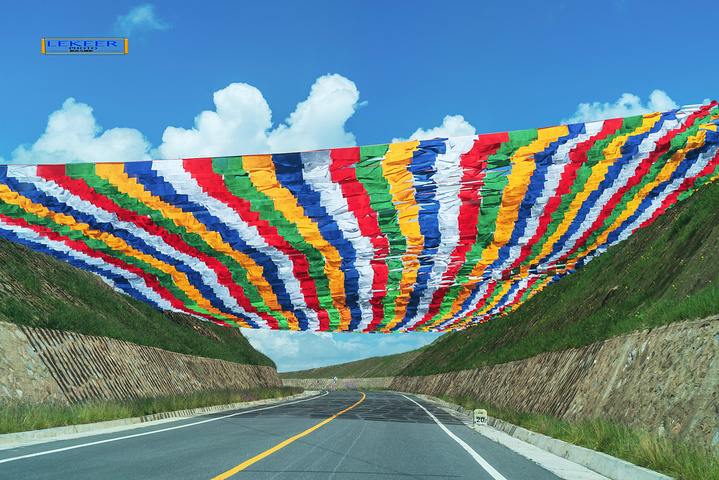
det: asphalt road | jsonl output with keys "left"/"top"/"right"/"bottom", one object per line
{"left": 0, "top": 391, "right": 565, "bottom": 479}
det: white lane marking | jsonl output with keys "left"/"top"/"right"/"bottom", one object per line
{"left": 399, "top": 394, "right": 508, "bottom": 480}
{"left": 0, "top": 392, "right": 329, "bottom": 465}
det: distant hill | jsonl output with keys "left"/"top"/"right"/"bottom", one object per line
{"left": 0, "top": 238, "right": 275, "bottom": 368}
{"left": 280, "top": 350, "right": 423, "bottom": 379}
{"left": 285, "top": 178, "right": 719, "bottom": 378}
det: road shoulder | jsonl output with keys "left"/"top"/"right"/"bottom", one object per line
{"left": 0, "top": 390, "right": 321, "bottom": 451}
{"left": 410, "top": 393, "right": 673, "bottom": 480}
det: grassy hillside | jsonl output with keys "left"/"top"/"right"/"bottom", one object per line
{"left": 0, "top": 238, "right": 275, "bottom": 368}
{"left": 288, "top": 178, "right": 719, "bottom": 378}
{"left": 280, "top": 351, "right": 423, "bottom": 379}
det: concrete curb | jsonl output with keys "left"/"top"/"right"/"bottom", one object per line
{"left": 0, "top": 390, "right": 319, "bottom": 449}
{"left": 412, "top": 393, "right": 673, "bottom": 480}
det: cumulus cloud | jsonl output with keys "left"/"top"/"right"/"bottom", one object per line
{"left": 9, "top": 74, "right": 486, "bottom": 167}
{"left": 563, "top": 89, "right": 679, "bottom": 124}
{"left": 8, "top": 74, "right": 363, "bottom": 165}
{"left": 154, "top": 74, "right": 361, "bottom": 158}
{"left": 392, "top": 114, "right": 476, "bottom": 143}
{"left": 12, "top": 98, "right": 152, "bottom": 164}
{"left": 155, "top": 83, "right": 274, "bottom": 159}
{"left": 242, "top": 329, "right": 442, "bottom": 372}
{"left": 112, "top": 4, "right": 170, "bottom": 36}
{"left": 267, "top": 74, "right": 360, "bottom": 153}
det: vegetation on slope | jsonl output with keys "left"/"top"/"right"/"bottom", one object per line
{"left": 440, "top": 395, "right": 719, "bottom": 480}
{"left": 288, "top": 178, "right": 719, "bottom": 378}
{"left": 279, "top": 351, "right": 423, "bottom": 379}
{"left": 0, "top": 238, "right": 275, "bottom": 368}
{"left": 401, "top": 178, "right": 719, "bottom": 376}
{"left": 0, "top": 386, "right": 303, "bottom": 434}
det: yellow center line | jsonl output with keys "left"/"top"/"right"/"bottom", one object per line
{"left": 210, "top": 392, "right": 367, "bottom": 480}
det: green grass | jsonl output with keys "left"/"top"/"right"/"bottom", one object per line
{"left": 279, "top": 351, "right": 423, "bottom": 379}
{"left": 0, "top": 238, "right": 274, "bottom": 368}
{"left": 439, "top": 395, "right": 719, "bottom": 480}
{"left": 312, "top": 179, "right": 719, "bottom": 379}
{"left": 0, "top": 387, "right": 303, "bottom": 435}
{"left": 282, "top": 180, "right": 719, "bottom": 380}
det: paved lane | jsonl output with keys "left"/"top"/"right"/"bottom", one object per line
{"left": 0, "top": 391, "right": 564, "bottom": 479}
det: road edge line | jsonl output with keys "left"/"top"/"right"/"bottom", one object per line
{"left": 0, "top": 391, "right": 329, "bottom": 464}
{"left": 399, "top": 393, "right": 508, "bottom": 480}
{"left": 0, "top": 391, "right": 322, "bottom": 450}
{"left": 412, "top": 393, "right": 672, "bottom": 480}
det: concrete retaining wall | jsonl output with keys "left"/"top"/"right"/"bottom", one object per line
{"left": 0, "top": 321, "right": 281, "bottom": 404}
{"left": 389, "top": 316, "right": 719, "bottom": 449}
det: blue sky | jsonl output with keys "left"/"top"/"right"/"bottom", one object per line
{"left": 1, "top": 1, "right": 717, "bottom": 371}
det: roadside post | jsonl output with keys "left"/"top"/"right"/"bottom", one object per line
{"left": 474, "top": 409, "right": 488, "bottom": 426}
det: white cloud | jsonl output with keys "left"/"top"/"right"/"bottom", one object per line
{"left": 11, "top": 98, "right": 152, "bottom": 164}
{"left": 563, "top": 89, "right": 679, "bottom": 124}
{"left": 154, "top": 73, "right": 361, "bottom": 159}
{"left": 8, "top": 74, "right": 363, "bottom": 165}
{"left": 154, "top": 83, "right": 273, "bottom": 159}
{"left": 242, "top": 329, "right": 302, "bottom": 359}
{"left": 267, "top": 74, "right": 360, "bottom": 153}
{"left": 242, "top": 329, "right": 443, "bottom": 373}
{"left": 113, "top": 4, "right": 170, "bottom": 36}
{"left": 392, "top": 114, "right": 476, "bottom": 143}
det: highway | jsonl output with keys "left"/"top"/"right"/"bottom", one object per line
{"left": 0, "top": 391, "right": 568, "bottom": 479}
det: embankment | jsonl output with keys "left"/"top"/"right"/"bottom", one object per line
{"left": 0, "top": 321, "right": 281, "bottom": 404}
{"left": 282, "top": 377, "right": 393, "bottom": 390}
{"left": 284, "top": 316, "right": 719, "bottom": 449}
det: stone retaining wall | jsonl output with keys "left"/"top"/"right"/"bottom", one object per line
{"left": 389, "top": 316, "right": 719, "bottom": 449}
{"left": 0, "top": 321, "right": 281, "bottom": 404}
{"left": 282, "top": 377, "right": 393, "bottom": 390}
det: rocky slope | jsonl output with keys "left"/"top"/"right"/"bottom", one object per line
{"left": 1, "top": 321, "right": 281, "bottom": 404}
{"left": 389, "top": 315, "right": 719, "bottom": 449}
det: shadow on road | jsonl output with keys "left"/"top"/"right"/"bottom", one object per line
{"left": 203, "top": 391, "right": 465, "bottom": 426}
